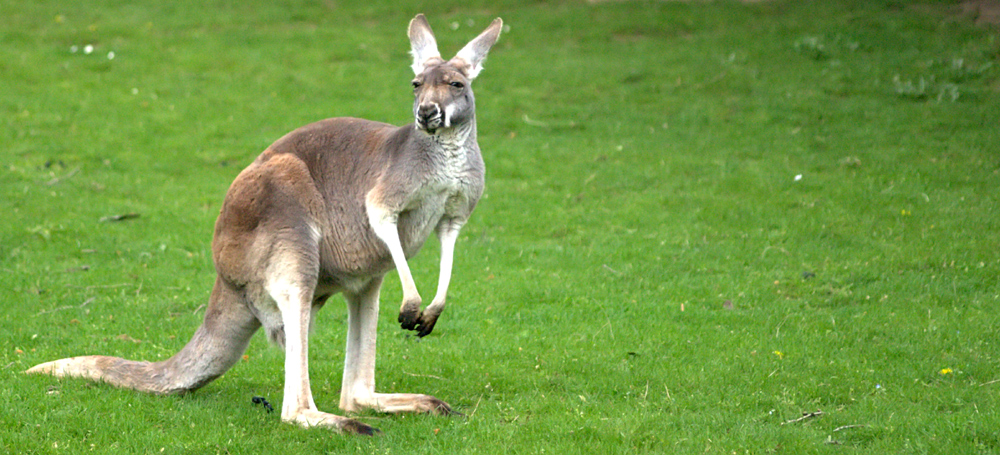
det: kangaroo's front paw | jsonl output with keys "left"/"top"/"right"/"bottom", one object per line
{"left": 414, "top": 310, "right": 441, "bottom": 338}
{"left": 398, "top": 298, "right": 422, "bottom": 331}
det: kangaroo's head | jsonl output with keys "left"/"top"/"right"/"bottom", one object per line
{"left": 408, "top": 14, "right": 503, "bottom": 135}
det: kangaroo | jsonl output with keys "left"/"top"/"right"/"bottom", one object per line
{"left": 26, "top": 14, "right": 503, "bottom": 436}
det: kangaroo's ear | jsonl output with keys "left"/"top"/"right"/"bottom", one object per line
{"left": 409, "top": 14, "right": 442, "bottom": 75}
{"left": 453, "top": 18, "right": 503, "bottom": 80}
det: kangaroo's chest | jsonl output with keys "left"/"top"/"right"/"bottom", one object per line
{"left": 397, "top": 158, "right": 480, "bottom": 254}
{"left": 316, "top": 138, "right": 482, "bottom": 281}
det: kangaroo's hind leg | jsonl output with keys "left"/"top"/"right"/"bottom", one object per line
{"left": 261, "top": 250, "right": 377, "bottom": 435}
{"left": 338, "top": 276, "right": 454, "bottom": 415}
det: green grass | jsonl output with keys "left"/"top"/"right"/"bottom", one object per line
{"left": 3, "top": 0, "right": 999, "bottom": 453}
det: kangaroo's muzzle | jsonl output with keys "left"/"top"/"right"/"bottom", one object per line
{"left": 416, "top": 103, "right": 444, "bottom": 133}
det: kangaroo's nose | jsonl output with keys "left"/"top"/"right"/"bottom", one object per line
{"left": 417, "top": 104, "right": 440, "bottom": 126}
{"left": 416, "top": 103, "right": 443, "bottom": 132}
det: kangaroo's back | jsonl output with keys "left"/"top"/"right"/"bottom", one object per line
{"left": 213, "top": 118, "right": 398, "bottom": 285}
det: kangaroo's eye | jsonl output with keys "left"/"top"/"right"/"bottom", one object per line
{"left": 412, "top": 81, "right": 422, "bottom": 89}
{"left": 449, "top": 81, "right": 465, "bottom": 89}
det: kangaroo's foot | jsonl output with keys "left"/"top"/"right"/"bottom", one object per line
{"left": 284, "top": 409, "right": 380, "bottom": 435}
{"left": 343, "top": 392, "right": 457, "bottom": 416}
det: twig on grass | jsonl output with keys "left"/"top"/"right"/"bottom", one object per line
{"left": 979, "top": 378, "right": 1000, "bottom": 387}
{"left": 115, "top": 333, "right": 143, "bottom": 343}
{"left": 833, "top": 424, "right": 866, "bottom": 432}
{"left": 781, "top": 410, "right": 823, "bottom": 425}
{"left": 521, "top": 114, "right": 579, "bottom": 129}
{"left": 99, "top": 212, "right": 140, "bottom": 222}
{"left": 36, "top": 297, "right": 95, "bottom": 316}
{"left": 600, "top": 320, "right": 615, "bottom": 340}
{"left": 403, "top": 371, "right": 447, "bottom": 381}
{"left": 602, "top": 264, "right": 622, "bottom": 276}
{"left": 66, "top": 283, "right": 130, "bottom": 290}
{"left": 775, "top": 314, "right": 791, "bottom": 338}
{"left": 45, "top": 167, "right": 80, "bottom": 186}
{"left": 468, "top": 394, "right": 483, "bottom": 419}
{"left": 761, "top": 245, "right": 789, "bottom": 258}
{"left": 522, "top": 114, "right": 549, "bottom": 128}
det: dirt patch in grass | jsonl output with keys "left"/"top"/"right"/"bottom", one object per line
{"left": 963, "top": 0, "right": 1000, "bottom": 26}
{"left": 587, "top": 0, "right": 771, "bottom": 3}
{"left": 909, "top": 0, "right": 1000, "bottom": 27}
{"left": 585, "top": 0, "right": 1000, "bottom": 25}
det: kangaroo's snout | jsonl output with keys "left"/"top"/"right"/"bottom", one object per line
{"left": 416, "top": 103, "right": 443, "bottom": 133}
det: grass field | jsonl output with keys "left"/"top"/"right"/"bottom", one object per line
{"left": 2, "top": 0, "right": 999, "bottom": 453}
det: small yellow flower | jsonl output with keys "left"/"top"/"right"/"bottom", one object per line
{"left": 939, "top": 368, "right": 953, "bottom": 375}
{"left": 773, "top": 350, "right": 785, "bottom": 359}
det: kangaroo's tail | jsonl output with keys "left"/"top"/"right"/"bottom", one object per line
{"left": 26, "top": 278, "right": 260, "bottom": 395}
